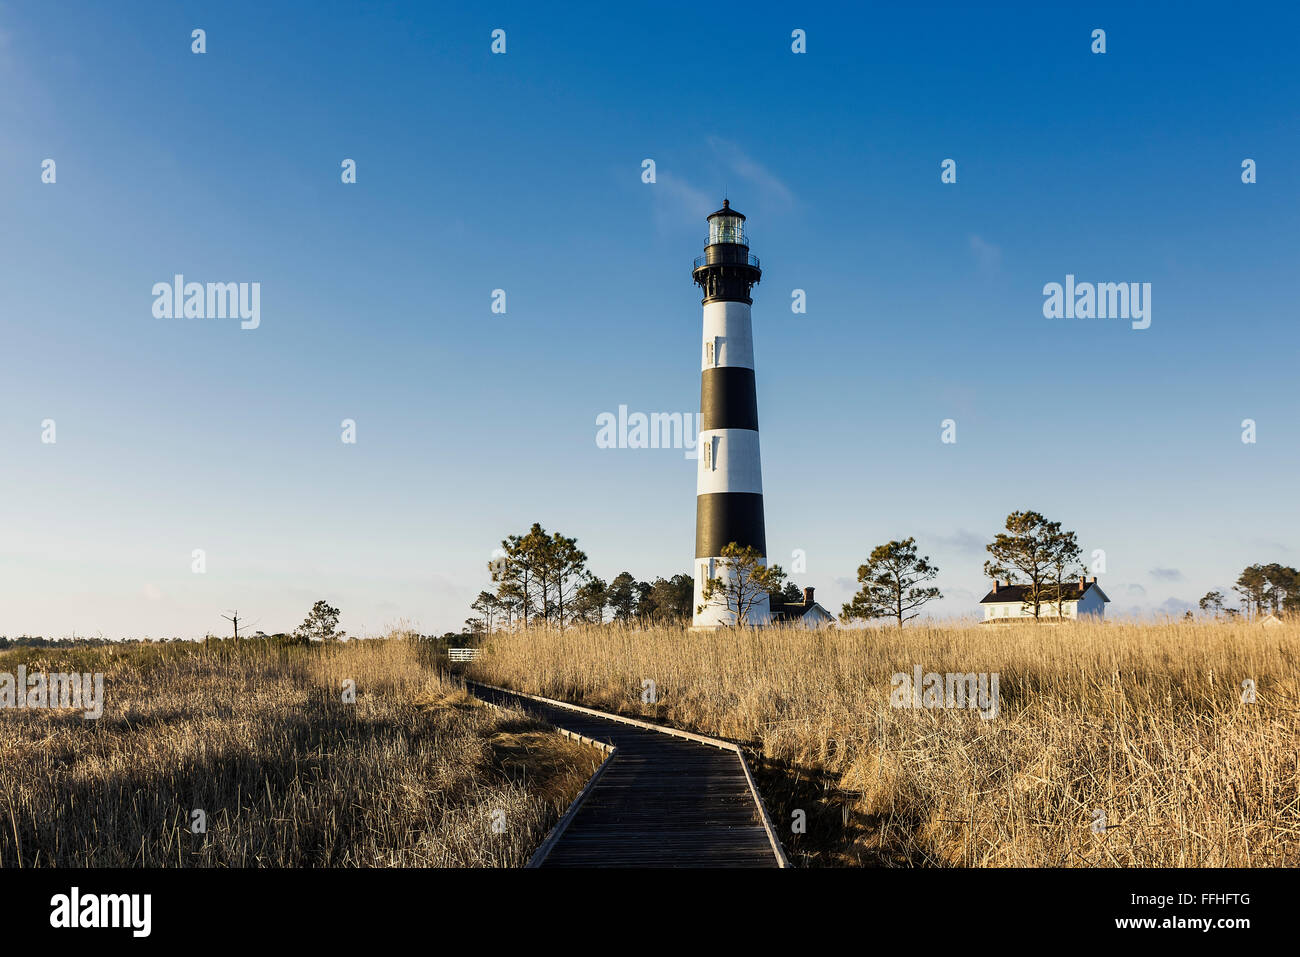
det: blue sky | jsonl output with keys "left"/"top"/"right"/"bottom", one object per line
{"left": 2, "top": 1, "right": 1297, "bottom": 637}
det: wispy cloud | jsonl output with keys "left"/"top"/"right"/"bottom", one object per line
{"left": 707, "top": 137, "right": 795, "bottom": 208}
{"left": 969, "top": 234, "right": 1002, "bottom": 273}
{"left": 934, "top": 529, "right": 987, "bottom": 556}
{"left": 1149, "top": 567, "right": 1184, "bottom": 582}
{"left": 650, "top": 171, "right": 716, "bottom": 233}
{"left": 650, "top": 138, "right": 796, "bottom": 235}
{"left": 1251, "top": 539, "right": 1291, "bottom": 554}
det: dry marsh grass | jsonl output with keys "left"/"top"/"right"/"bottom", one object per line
{"left": 467, "top": 619, "right": 1300, "bottom": 867}
{"left": 0, "top": 639, "right": 599, "bottom": 867}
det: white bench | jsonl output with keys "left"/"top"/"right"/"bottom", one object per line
{"left": 448, "top": 648, "right": 481, "bottom": 662}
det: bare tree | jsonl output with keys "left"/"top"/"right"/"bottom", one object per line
{"left": 698, "top": 542, "right": 786, "bottom": 626}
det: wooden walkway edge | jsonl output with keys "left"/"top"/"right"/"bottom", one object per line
{"left": 465, "top": 680, "right": 789, "bottom": 869}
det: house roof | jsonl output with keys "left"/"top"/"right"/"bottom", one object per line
{"left": 771, "top": 600, "right": 834, "bottom": 621}
{"left": 979, "top": 581, "right": 1110, "bottom": 604}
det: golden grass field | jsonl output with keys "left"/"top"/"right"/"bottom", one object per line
{"left": 466, "top": 619, "right": 1300, "bottom": 867}
{"left": 0, "top": 638, "right": 598, "bottom": 867}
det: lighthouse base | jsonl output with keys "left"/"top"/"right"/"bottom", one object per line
{"left": 691, "top": 557, "right": 773, "bottom": 628}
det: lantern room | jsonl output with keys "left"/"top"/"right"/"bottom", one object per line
{"left": 706, "top": 199, "right": 747, "bottom": 247}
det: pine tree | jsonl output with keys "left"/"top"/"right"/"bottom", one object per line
{"left": 841, "top": 538, "right": 941, "bottom": 628}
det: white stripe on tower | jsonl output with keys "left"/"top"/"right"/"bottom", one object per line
{"left": 696, "top": 428, "right": 762, "bottom": 495}
{"left": 701, "top": 300, "right": 756, "bottom": 370}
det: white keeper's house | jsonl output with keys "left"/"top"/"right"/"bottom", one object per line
{"left": 979, "top": 576, "right": 1109, "bottom": 622}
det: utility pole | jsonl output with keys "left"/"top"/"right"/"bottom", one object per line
{"left": 221, "top": 610, "right": 244, "bottom": 641}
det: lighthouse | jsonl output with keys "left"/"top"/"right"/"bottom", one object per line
{"left": 691, "top": 200, "right": 770, "bottom": 628}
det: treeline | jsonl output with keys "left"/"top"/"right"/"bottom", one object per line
{"left": 803, "top": 512, "right": 1299, "bottom": 625}
{"left": 471, "top": 512, "right": 1084, "bottom": 631}
{"left": 466, "top": 523, "right": 697, "bottom": 633}
{"left": 470, "top": 514, "right": 1296, "bottom": 633}
{"left": 1198, "top": 563, "right": 1300, "bottom": 619}
{"left": 0, "top": 635, "right": 173, "bottom": 649}
{"left": 466, "top": 523, "right": 809, "bottom": 633}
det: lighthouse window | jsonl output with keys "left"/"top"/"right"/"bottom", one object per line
{"left": 703, "top": 437, "right": 712, "bottom": 470}
{"left": 705, "top": 341, "right": 715, "bottom": 366}
{"left": 709, "top": 215, "right": 744, "bottom": 246}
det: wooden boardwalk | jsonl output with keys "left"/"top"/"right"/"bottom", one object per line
{"left": 466, "top": 682, "right": 786, "bottom": 868}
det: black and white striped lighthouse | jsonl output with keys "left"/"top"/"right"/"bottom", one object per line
{"left": 691, "top": 200, "right": 770, "bottom": 628}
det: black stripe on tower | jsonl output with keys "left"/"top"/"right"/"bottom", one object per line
{"left": 696, "top": 492, "right": 766, "bottom": 559}
{"left": 700, "top": 367, "right": 759, "bottom": 432}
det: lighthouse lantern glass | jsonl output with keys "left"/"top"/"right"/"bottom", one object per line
{"left": 709, "top": 214, "right": 745, "bottom": 246}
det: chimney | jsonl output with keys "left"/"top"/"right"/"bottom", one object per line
{"left": 803, "top": 586, "right": 815, "bottom": 607}
{"left": 1079, "top": 574, "right": 1087, "bottom": 590}
{"left": 992, "top": 580, "right": 999, "bottom": 594}
{"left": 1090, "top": 576, "right": 1097, "bottom": 584}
